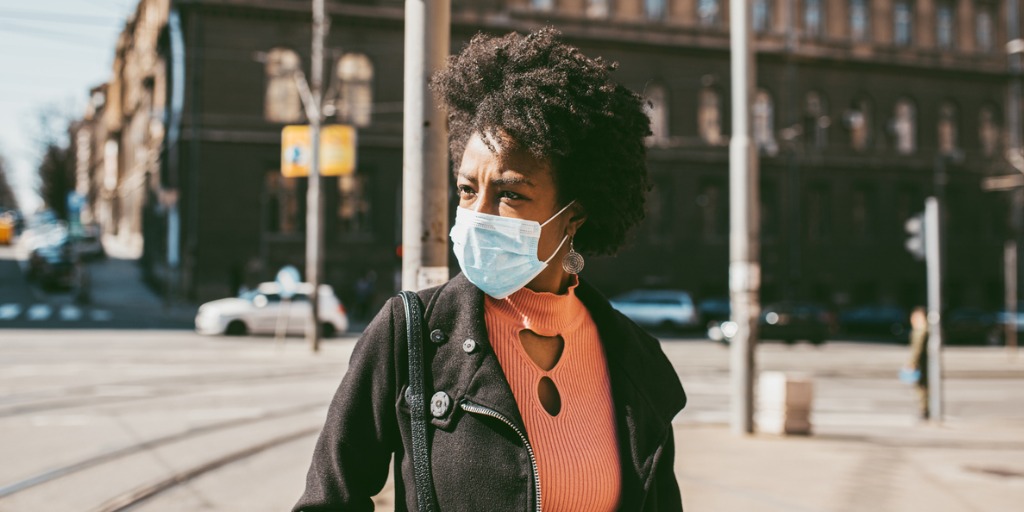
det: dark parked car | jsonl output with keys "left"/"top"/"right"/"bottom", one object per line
{"left": 839, "top": 305, "right": 909, "bottom": 340}
{"left": 27, "top": 238, "right": 77, "bottom": 290}
{"left": 945, "top": 308, "right": 1000, "bottom": 345}
{"left": 698, "top": 297, "right": 731, "bottom": 327}
{"left": 708, "top": 301, "right": 834, "bottom": 345}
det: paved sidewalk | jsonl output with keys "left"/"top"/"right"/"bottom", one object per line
{"left": 675, "top": 419, "right": 1024, "bottom": 512}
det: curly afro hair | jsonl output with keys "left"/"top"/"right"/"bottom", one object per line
{"left": 430, "top": 27, "right": 651, "bottom": 256}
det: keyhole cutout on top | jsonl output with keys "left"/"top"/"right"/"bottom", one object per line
{"left": 518, "top": 330, "right": 564, "bottom": 371}
{"left": 519, "top": 330, "right": 565, "bottom": 416}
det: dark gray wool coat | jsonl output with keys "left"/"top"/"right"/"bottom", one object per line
{"left": 294, "top": 273, "right": 687, "bottom": 512}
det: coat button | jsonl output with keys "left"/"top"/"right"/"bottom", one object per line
{"left": 430, "top": 329, "right": 447, "bottom": 344}
{"left": 462, "top": 338, "right": 477, "bottom": 353}
{"left": 430, "top": 391, "right": 451, "bottom": 418}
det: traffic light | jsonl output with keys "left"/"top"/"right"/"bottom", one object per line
{"left": 904, "top": 213, "right": 925, "bottom": 260}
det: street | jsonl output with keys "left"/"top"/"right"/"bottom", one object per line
{"left": 2, "top": 243, "right": 1024, "bottom": 511}
{"left": 1, "top": 329, "right": 1022, "bottom": 512}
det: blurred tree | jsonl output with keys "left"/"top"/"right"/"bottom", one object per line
{"left": 0, "top": 154, "right": 19, "bottom": 211}
{"left": 37, "top": 143, "right": 74, "bottom": 220}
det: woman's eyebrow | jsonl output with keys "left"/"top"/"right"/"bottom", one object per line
{"left": 491, "top": 174, "right": 534, "bottom": 187}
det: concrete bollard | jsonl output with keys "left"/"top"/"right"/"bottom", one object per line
{"left": 756, "top": 372, "right": 813, "bottom": 435}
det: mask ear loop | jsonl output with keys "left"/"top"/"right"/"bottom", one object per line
{"left": 539, "top": 200, "right": 576, "bottom": 263}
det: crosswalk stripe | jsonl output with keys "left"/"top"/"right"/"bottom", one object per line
{"left": 59, "top": 305, "right": 82, "bottom": 321}
{"left": 0, "top": 304, "right": 21, "bottom": 320}
{"left": 26, "top": 305, "right": 52, "bottom": 321}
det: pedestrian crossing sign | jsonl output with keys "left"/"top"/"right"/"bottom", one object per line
{"left": 281, "top": 125, "right": 356, "bottom": 178}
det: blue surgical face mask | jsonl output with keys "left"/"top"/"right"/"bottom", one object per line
{"left": 449, "top": 201, "right": 575, "bottom": 299}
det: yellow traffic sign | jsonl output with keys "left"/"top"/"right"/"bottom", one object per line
{"left": 281, "top": 125, "right": 356, "bottom": 177}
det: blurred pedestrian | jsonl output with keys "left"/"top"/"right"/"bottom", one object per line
{"left": 294, "top": 28, "right": 687, "bottom": 512}
{"left": 904, "top": 306, "right": 929, "bottom": 419}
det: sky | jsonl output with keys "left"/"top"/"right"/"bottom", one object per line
{"left": 0, "top": 0, "right": 136, "bottom": 213}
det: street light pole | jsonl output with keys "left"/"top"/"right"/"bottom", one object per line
{"left": 305, "top": 0, "right": 326, "bottom": 352}
{"left": 402, "top": 0, "right": 450, "bottom": 291}
{"left": 729, "top": 0, "right": 760, "bottom": 435}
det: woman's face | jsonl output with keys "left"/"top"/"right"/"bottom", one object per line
{"left": 455, "top": 132, "right": 583, "bottom": 289}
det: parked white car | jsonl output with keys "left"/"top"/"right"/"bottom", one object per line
{"left": 195, "top": 282, "right": 349, "bottom": 337}
{"left": 609, "top": 289, "right": 699, "bottom": 331}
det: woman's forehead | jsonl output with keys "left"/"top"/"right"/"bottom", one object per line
{"left": 458, "top": 132, "right": 553, "bottom": 183}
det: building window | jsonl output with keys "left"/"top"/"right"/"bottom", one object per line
{"left": 265, "top": 171, "right": 301, "bottom": 235}
{"left": 804, "top": 0, "right": 824, "bottom": 39}
{"left": 645, "top": 83, "right": 669, "bottom": 146}
{"left": 894, "top": 1, "right": 913, "bottom": 47}
{"left": 586, "top": 0, "right": 610, "bottom": 18}
{"left": 850, "top": 0, "right": 870, "bottom": 42}
{"left": 805, "top": 184, "right": 832, "bottom": 241}
{"left": 264, "top": 48, "right": 304, "bottom": 123}
{"left": 936, "top": 1, "right": 955, "bottom": 50}
{"left": 531, "top": 0, "right": 554, "bottom": 11}
{"left": 699, "top": 86, "right": 723, "bottom": 145}
{"left": 337, "top": 173, "right": 371, "bottom": 234}
{"left": 333, "top": 53, "right": 373, "bottom": 127}
{"left": 645, "top": 0, "right": 667, "bottom": 20}
{"left": 754, "top": 89, "right": 778, "bottom": 155}
{"left": 698, "top": 0, "right": 720, "bottom": 27}
{"left": 938, "top": 101, "right": 958, "bottom": 155}
{"left": 893, "top": 99, "right": 917, "bottom": 154}
{"left": 846, "top": 96, "right": 872, "bottom": 151}
{"left": 851, "top": 185, "right": 876, "bottom": 240}
{"left": 697, "top": 178, "right": 727, "bottom": 240}
{"left": 804, "top": 91, "right": 829, "bottom": 150}
{"left": 753, "top": 0, "right": 772, "bottom": 33}
{"left": 976, "top": 5, "right": 994, "bottom": 52}
{"left": 979, "top": 105, "right": 1000, "bottom": 156}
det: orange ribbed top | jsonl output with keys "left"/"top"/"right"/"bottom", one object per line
{"left": 484, "top": 278, "right": 621, "bottom": 512}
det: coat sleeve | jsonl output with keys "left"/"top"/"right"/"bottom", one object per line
{"left": 648, "top": 429, "right": 684, "bottom": 512}
{"left": 293, "top": 297, "right": 406, "bottom": 512}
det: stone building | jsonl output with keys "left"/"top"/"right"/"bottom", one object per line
{"left": 80, "top": 0, "right": 1021, "bottom": 314}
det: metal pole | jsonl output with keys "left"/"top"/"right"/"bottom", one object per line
{"left": 402, "top": 0, "right": 450, "bottom": 291}
{"left": 729, "top": 0, "right": 760, "bottom": 435}
{"left": 924, "top": 197, "right": 944, "bottom": 421}
{"left": 1006, "top": 236, "right": 1019, "bottom": 354}
{"left": 306, "top": 0, "right": 325, "bottom": 352}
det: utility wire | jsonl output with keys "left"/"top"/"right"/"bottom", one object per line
{"left": 0, "top": 21, "right": 110, "bottom": 48}
{"left": 0, "top": 8, "right": 124, "bottom": 25}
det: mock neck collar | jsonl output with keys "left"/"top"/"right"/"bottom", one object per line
{"left": 484, "top": 275, "right": 585, "bottom": 336}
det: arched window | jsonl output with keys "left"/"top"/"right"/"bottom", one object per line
{"left": 645, "top": 0, "right": 667, "bottom": 20}
{"left": 804, "top": 91, "right": 829, "bottom": 150}
{"left": 698, "top": 0, "right": 720, "bottom": 27}
{"left": 753, "top": 0, "right": 772, "bottom": 33}
{"left": 979, "top": 105, "right": 1000, "bottom": 157}
{"left": 264, "top": 48, "right": 303, "bottom": 123}
{"left": 846, "top": 96, "right": 872, "bottom": 151}
{"left": 334, "top": 53, "right": 374, "bottom": 127}
{"left": 936, "top": 1, "right": 956, "bottom": 50}
{"left": 754, "top": 89, "right": 778, "bottom": 155}
{"left": 586, "top": 0, "right": 610, "bottom": 18}
{"left": 893, "top": 99, "right": 917, "bottom": 154}
{"left": 804, "top": 0, "right": 824, "bottom": 39}
{"left": 645, "top": 83, "right": 669, "bottom": 146}
{"left": 893, "top": 0, "right": 914, "bottom": 47}
{"left": 976, "top": 5, "right": 995, "bottom": 52}
{"left": 699, "top": 86, "right": 723, "bottom": 145}
{"left": 849, "top": 0, "right": 870, "bottom": 42}
{"left": 937, "top": 101, "right": 958, "bottom": 155}
{"left": 531, "top": 0, "right": 554, "bottom": 11}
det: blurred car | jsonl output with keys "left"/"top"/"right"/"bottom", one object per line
{"left": 697, "top": 297, "right": 731, "bottom": 327}
{"left": 610, "top": 289, "right": 699, "bottom": 331}
{"left": 838, "top": 305, "right": 909, "bottom": 340}
{"left": 26, "top": 235, "right": 77, "bottom": 290}
{"left": 195, "top": 282, "right": 349, "bottom": 337}
{"left": 945, "top": 307, "right": 999, "bottom": 345}
{"left": 989, "top": 302, "right": 1024, "bottom": 346}
{"left": 708, "top": 301, "right": 833, "bottom": 345}
{"left": 0, "top": 212, "right": 14, "bottom": 245}
{"left": 70, "top": 224, "right": 104, "bottom": 260}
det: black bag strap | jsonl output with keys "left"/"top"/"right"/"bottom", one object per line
{"left": 398, "top": 291, "right": 437, "bottom": 512}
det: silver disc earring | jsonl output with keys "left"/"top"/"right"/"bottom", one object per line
{"left": 562, "top": 237, "right": 585, "bottom": 274}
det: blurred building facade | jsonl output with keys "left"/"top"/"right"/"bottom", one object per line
{"left": 74, "top": 0, "right": 1022, "bottom": 313}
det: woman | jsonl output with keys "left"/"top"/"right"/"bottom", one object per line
{"left": 295, "top": 28, "right": 687, "bottom": 512}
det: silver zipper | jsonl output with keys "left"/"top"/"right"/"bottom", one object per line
{"left": 460, "top": 400, "right": 542, "bottom": 512}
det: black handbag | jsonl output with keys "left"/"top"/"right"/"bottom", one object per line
{"left": 397, "top": 291, "right": 438, "bottom": 511}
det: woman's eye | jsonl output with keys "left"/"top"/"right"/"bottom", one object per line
{"left": 457, "top": 185, "right": 475, "bottom": 198}
{"left": 500, "top": 191, "right": 522, "bottom": 201}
